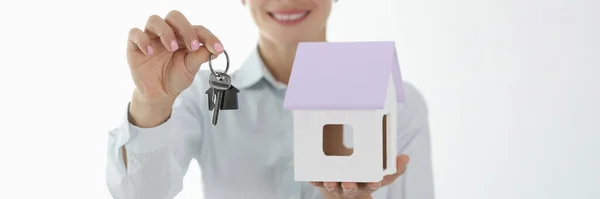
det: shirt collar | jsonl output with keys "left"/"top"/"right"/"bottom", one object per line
{"left": 231, "top": 46, "right": 287, "bottom": 90}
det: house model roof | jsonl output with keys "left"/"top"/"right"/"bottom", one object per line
{"left": 283, "top": 41, "right": 405, "bottom": 110}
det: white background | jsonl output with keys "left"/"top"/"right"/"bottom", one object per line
{"left": 0, "top": 0, "right": 599, "bottom": 198}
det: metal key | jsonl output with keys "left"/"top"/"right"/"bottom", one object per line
{"left": 208, "top": 72, "right": 232, "bottom": 125}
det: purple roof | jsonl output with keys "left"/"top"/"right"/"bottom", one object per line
{"left": 283, "top": 41, "right": 405, "bottom": 110}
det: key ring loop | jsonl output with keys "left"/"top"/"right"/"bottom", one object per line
{"left": 208, "top": 50, "right": 230, "bottom": 77}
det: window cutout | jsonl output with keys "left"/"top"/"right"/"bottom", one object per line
{"left": 322, "top": 124, "right": 354, "bottom": 156}
{"left": 383, "top": 114, "right": 389, "bottom": 170}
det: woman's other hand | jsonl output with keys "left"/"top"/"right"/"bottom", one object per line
{"left": 310, "top": 155, "right": 410, "bottom": 199}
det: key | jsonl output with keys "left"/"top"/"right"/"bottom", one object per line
{"left": 208, "top": 72, "right": 232, "bottom": 126}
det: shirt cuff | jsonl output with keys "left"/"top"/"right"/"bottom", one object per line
{"left": 123, "top": 102, "right": 173, "bottom": 154}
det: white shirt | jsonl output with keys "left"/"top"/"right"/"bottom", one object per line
{"left": 105, "top": 46, "right": 435, "bottom": 199}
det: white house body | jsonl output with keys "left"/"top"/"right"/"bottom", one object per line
{"left": 292, "top": 74, "right": 400, "bottom": 182}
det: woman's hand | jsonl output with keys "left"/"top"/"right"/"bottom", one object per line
{"left": 310, "top": 155, "right": 410, "bottom": 199}
{"left": 127, "top": 10, "right": 223, "bottom": 104}
{"left": 126, "top": 10, "right": 224, "bottom": 127}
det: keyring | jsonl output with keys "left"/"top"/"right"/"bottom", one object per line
{"left": 208, "top": 50, "right": 230, "bottom": 77}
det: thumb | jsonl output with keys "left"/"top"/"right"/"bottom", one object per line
{"left": 381, "top": 155, "right": 410, "bottom": 186}
{"left": 184, "top": 46, "right": 219, "bottom": 73}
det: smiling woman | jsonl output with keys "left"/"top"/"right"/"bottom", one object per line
{"left": 246, "top": 0, "right": 331, "bottom": 49}
{"left": 105, "top": 0, "right": 435, "bottom": 199}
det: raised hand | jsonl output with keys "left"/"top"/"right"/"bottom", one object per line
{"left": 127, "top": 10, "right": 224, "bottom": 104}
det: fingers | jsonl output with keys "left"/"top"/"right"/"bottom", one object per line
{"left": 128, "top": 28, "right": 153, "bottom": 56}
{"left": 183, "top": 26, "right": 225, "bottom": 71}
{"left": 307, "top": 155, "right": 410, "bottom": 198}
{"left": 381, "top": 155, "right": 410, "bottom": 186}
{"left": 312, "top": 181, "right": 380, "bottom": 198}
{"left": 323, "top": 182, "right": 366, "bottom": 197}
{"left": 321, "top": 182, "right": 359, "bottom": 193}
{"left": 323, "top": 182, "right": 338, "bottom": 191}
{"left": 183, "top": 45, "right": 212, "bottom": 72}
{"left": 340, "top": 182, "right": 358, "bottom": 192}
{"left": 145, "top": 14, "right": 179, "bottom": 52}
{"left": 366, "top": 181, "right": 382, "bottom": 190}
{"left": 309, "top": 182, "right": 325, "bottom": 188}
{"left": 132, "top": 10, "right": 224, "bottom": 62}
{"left": 194, "top": 25, "right": 224, "bottom": 54}
{"left": 144, "top": 11, "right": 224, "bottom": 54}
{"left": 164, "top": 10, "right": 200, "bottom": 51}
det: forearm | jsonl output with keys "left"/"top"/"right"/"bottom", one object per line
{"left": 107, "top": 120, "right": 184, "bottom": 199}
{"left": 107, "top": 93, "right": 202, "bottom": 199}
{"left": 121, "top": 90, "right": 175, "bottom": 168}
{"left": 110, "top": 147, "right": 182, "bottom": 199}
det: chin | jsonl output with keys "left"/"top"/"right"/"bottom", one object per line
{"left": 265, "top": 30, "right": 319, "bottom": 45}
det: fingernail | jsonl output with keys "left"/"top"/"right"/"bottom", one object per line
{"left": 147, "top": 46, "right": 154, "bottom": 56}
{"left": 170, "top": 40, "right": 178, "bottom": 51}
{"left": 369, "top": 182, "right": 382, "bottom": 190}
{"left": 191, "top": 39, "right": 199, "bottom": 51}
{"left": 213, "top": 43, "right": 224, "bottom": 53}
{"left": 325, "top": 185, "right": 335, "bottom": 191}
{"left": 342, "top": 185, "right": 354, "bottom": 192}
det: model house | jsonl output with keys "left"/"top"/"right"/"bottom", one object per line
{"left": 283, "top": 41, "right": 406, "bottom": 182}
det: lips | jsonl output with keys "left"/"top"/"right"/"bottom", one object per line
{"left": 268, "top": 10, "right": 311, "bottom": 25}
{"left": 270, "top": 11, "right": 309, "bottom": 20}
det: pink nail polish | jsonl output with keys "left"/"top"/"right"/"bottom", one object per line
{"left": 170, "top": 40, "right": 178, "bottom": 51}
{"left": 191, "top": 39, "right": 200, "bottom": 51}
{"left": 370, "top": 182, "right": 382, "bottom": 189}
{"left": 342, "top": 186, "right": 353, "bottom": 192}
{"left": 213, "top": 43, "right": 224, "bottom": 52}
{"left": 147, "top": 46, "right": 154, "bottom": 55}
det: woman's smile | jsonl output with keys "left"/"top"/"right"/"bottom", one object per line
{"left": 268, "top": 10, "right": 311, "bottom": 26}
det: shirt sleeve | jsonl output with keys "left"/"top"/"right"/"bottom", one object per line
{"left": 106, "top": 90, "right": 204, "bottom": 199}
{"left": 383, "top": 83, "right": 436, "bottom": 199}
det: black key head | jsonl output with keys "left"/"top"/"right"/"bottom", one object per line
{"left": 221, "top": 85, "right": 240, "bottom": 110}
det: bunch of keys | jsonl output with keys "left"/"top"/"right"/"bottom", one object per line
{"left": 206, "top": 50, "right": 239, "bottom": 126}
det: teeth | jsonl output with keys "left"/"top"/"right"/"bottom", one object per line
{"left": 272, "top": 12, "right": 307, "bottom": 21}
